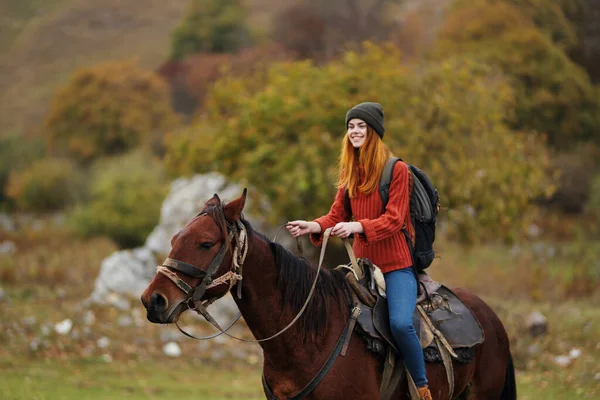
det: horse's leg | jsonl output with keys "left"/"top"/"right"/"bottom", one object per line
{"left": 451, "top": 289, "right": 513, "bottom": 400}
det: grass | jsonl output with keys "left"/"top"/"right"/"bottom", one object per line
{"left": 1, "top": 219, "right": 599, "bottom": 399}
{"left": 1, "top": 359, "right": 264, "bottom": 400}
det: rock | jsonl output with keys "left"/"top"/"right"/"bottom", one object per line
{"left": 88, "top": 173, "right": 292, "bottom": 324}
{"left": 595, "top": 372, "right": 600, "bottom": 381}
{"left": 247, "top": 354, "right": 260, "bottom": 365}
{"left": 527, "top": 224, "right": 541, "bottom": 238}
{"left": 527, "top": 343, "right": 540, "bottom": 356}
{"left": 102, "top": 354, "right": 113, "bottom": 363}
{"left": 0, "top": 287, "right": 7, "bottom": 302}
{"left": 163, "top": 342, "right": 182, "bottom": 357}
{"left": 89, "top": 248, "right": 156, "bottom": 304}
{"left": 160, "top": 328, "right": 184, "bottom": 343}
{"left": 54, "top": 319, "right": 73, "bottom": 335}
{"left": 554, "top": 355, "right": 572, "bottom": 367}
{"left": 145, "top": 174, "right": 244, "bottom": 255}
{"left": 0, "top": 241, "right": 16, "bottom": 255}
{"left": 40, "top": 324, "right": 51, "bottom": 336}
{"left": 525, "top": 311, "right": 548, "bottom": 337}
{"left": 211, "top": 349, "right": 225, "bottom": 361}
{"left": 30, "top": 339, "right": 41, "bottom": 351}
{"left": 105, "top": 293, "right": 131, "bottom": 311}
{"left": 82, "top": 310, "right": 95, "bottom": 326}
{"left": 56, "top": 288, "right": 67, "bottom": 300}
{"left": 569, "top": 348, "right": 582, "bottom": 359}
{"left": 97, "top": 336, "right": 111, "bottom": 349}
{"left": 22, "top": 316, "right": 37, "bottom": 327}
{"left": 117, "top": 315, "right": 133, "bottom": 328}
{"left": 0, "top": 213, "right": 15, "bottom": 232}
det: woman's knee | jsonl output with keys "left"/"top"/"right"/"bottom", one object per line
{"left": 389, "top": 317, "right": 415, "bottom": 338}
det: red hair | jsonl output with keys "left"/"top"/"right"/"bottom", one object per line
{"left": 337, "top": 126, "right": 392, "bottom": 198}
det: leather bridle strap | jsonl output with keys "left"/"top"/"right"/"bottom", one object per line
{"left": 178, "top": 228, "right": 334, "bottom": 343}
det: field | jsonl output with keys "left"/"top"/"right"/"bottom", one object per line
{"left": 1, "top": 220, "right": 599, "bottom": 400}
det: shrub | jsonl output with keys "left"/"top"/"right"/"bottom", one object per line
{"left": 5, "top": 157, "right": 84, "bottom": 212}
{"left": 45, "top": 60, "right": 179, "bottom": 163}
{"left": 0, "top": 134, "right": 45, "bottom": 209}
{"left": 166, "top": 43, "right": 554, "bottom": 244}
{"left": 271, "top": 0, "right": 400, "bottom": 61}
{"left": 68, "top": 151, "right": 168, "bottom": 248}
{"left": 157, "top": 44, "right": 293, "bottom": 117}
{"left": 170, "top": 0, "right": 252, "bottom": 60}
{"left": 433, "top": 1, "right": 600, "bottom": 148}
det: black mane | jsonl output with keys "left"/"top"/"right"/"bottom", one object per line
{"left": 270, "top": 240, "right": 350, "bottom": 342}
{"left": 205, "top": 202, "right": 350, "bottom": 343}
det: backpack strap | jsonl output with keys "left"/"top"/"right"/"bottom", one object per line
{"left": 378, "top": 157, "right": 401, "bottom": 213}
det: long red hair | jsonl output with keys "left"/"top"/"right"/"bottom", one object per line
{"left": 337, "top": 126, "right": 392, "bottom": 198}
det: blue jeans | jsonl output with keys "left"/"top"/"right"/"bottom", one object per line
{"left": 384, "top": 267, "right": 428, "bottom": 387}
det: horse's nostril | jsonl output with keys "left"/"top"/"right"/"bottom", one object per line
{"left": 150, "top": 293, "right": 168, "bottom": 312}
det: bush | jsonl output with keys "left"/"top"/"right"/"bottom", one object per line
{"left": 586, "top": 173, "right": 600, "bottom": 218}
{"left": 166, "top": 43, "right": 554, "bottom": 244}
{"left": 69, "top": 151, "right": 168, "bottom": 248}
{"left": 45, "top": 60, "right": 179, "bottom": 163}
{"left": 170, "top": 0, "right": 252, "bottom": 60}
{"left": 5, "top": 157, "right": 84, "bottom": 212}
{"left": 434, "top": 1, "right": 600, "bottom": 147}
{"left": 157, "top": 44, "right": 293, "bottom": 117}
{"left": 0, "top": 134, "right": 45, "bottom": 209}
{"left": 544, "top": 145, "right": 598, "bottom": 213}
{"left": 271, "top": 0, "right": 400, "bottom": 61}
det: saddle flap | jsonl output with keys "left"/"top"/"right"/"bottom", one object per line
{"left": 372, "top": 296, "right": 399, "bottom": 354}
{"left": 414, "top": 286, "right": 485, "bottom": 349}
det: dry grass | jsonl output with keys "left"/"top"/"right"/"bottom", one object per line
{"left": 0, "top": 0, "right": 189, "bottom": 137}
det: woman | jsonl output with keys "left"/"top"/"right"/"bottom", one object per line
{"left": 286, "top": 102, "right": 432, "bottom": 400}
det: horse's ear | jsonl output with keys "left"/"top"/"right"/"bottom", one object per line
{"left": 224, "top": 188, "right": 247, "bottom": 222}
{"left": 204, "top": 193, "right": 221, "bottom": 208}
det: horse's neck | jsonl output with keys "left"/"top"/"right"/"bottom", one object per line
{"left": 232, "top": 234, "right": 321, "bottom": 362}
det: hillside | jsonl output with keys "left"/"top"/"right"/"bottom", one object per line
{"left": 0, "top": 0, "right": 189, "bottom": 137}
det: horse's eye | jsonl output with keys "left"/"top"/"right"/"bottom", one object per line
{"left": 198, "top": 242, "right": 215, "bottom": 250}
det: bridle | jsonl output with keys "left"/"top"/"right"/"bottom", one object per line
{"left": 156, "top": 210, "right": 248, "bottom": 339}
{"left": 154, "top": 208, "right": 331, "bottom": 344}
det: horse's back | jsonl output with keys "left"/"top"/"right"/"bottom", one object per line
{"left": 450, "top": 287, "right": 513, "bottom": 399}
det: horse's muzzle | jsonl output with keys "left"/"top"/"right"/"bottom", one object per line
{"left": 143, "top": 292, "right": 172, "bottom": 324}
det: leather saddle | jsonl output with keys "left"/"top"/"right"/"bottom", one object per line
{"left": 346, "top": 260, "right": 485, "bottom": 361}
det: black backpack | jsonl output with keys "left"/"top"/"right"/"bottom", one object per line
{"left": 344, "top": 157, "right": 440, "bottom": 272}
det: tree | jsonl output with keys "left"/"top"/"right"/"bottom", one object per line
{"left": 165, "top": 43, "right": 553, "bottom": 243}
{"left": 45, "top": 60, "right": 179, "bottom": 163}
{"left": 434, "top": 1, "right": 600, "bottom": 147}
{"left": 170, "top": 0, "right": 251, "bottom": 60}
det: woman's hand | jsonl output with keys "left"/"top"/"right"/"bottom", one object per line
{"left": 286, "top": 220, "right": 321, "bottom": 237}
{"left": 331, "top": 222, "right": 363, "bottom": 239}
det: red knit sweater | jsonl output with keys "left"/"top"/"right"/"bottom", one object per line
{"left": 310, "top": 161, "right": 414, "bottom": 274}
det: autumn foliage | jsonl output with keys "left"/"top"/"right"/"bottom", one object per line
{"left": 45, "top": 60, "right": 179, "bottom": 163}
{"left": 165, "top": 43, "right": 553, "bottom": 243}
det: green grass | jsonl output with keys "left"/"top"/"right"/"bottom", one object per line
{"left": 0, "top": 359, "right": 264, "bottom": 400}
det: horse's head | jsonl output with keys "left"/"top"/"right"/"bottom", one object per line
{"left": 141, "top": 189, "right": 247, "bottom": 324}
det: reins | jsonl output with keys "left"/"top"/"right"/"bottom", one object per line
{"left": 157, "top": 214, "right": 357, "bottom": 343}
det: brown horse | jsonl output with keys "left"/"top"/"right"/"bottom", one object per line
{"left": 141, "top": 190, "right": 516, "bottom": 399}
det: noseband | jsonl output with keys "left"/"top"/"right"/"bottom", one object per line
{"left": 156, "top": 212, "right": 248, "bottom": 311}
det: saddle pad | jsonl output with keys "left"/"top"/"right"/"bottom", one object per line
{"left": 370, "top": 286, "right": 485, "bottom": 351}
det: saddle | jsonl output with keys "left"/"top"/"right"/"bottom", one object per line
{"left": 336, "top": 258, "right": 485, "bottom": 399}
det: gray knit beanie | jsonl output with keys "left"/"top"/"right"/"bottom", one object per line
{"left": 345, "top": 102, "right": 385, "bottom": 139}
